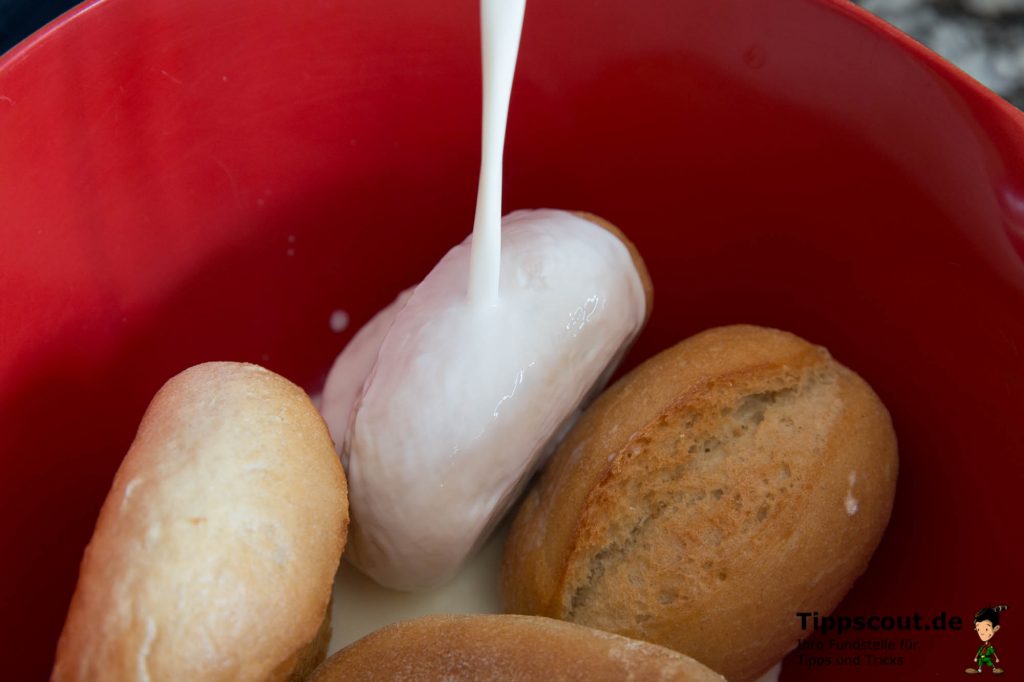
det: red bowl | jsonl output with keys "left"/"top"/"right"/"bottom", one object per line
{"left": 2, "top": 0, "right": 1022, "bottom": 678}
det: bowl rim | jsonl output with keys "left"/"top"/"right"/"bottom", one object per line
{"left": 3, "top": 0, "right": 1024, "bottom": 148}
{"left": 0, "top": 0, "right": 1023, "bottom": 134}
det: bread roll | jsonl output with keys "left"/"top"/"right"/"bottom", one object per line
{"left": 328, "top": 209, "right": 653, "bottom": 590}
{"left": 308, "top": 614, "right": 724, "bottom": 681}
{"left": 52, "top": 362, "right": 349, "bottom": 682}
{"left": 502, "top": 325, "right": 898, "bottom": 681}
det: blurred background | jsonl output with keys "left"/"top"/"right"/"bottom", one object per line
{"left": 858, "top": 0, "right": 1024, "bottom": 108}
{"left": 2, "top": 0, "right": 1023, "bottom": 109}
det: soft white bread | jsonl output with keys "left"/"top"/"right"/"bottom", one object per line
{"left": 52, "top": 362, "right": 349, "bottom": 682}
{"left": 502, "top": 325, "right": 898, "bottom": 681}
{"left": 308, "top": 614, "right": 724, "bottom": 681}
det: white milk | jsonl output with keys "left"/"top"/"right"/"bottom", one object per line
{"left": 469, "top": 0, "right": 527, "bottom": 307}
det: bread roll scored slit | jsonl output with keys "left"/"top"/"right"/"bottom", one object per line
{"left": 52, "top": 362, "right": 349, "bottom": 682}
{"left": 320, "top": 209, "right": 652, "bottom": 590}
{"left": 502, "top": 325, "right": 898, "bottom": 682}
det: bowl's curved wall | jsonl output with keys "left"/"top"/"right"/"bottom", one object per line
{"left": 2, "top": 0, "right": 1023, "bottom": 678}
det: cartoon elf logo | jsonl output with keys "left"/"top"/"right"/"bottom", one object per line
{"left": 966, "top": 604, "right": 1008, "bottom": 675}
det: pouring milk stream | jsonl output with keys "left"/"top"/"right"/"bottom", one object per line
{"left": 469, "top": 0, "right": 527, "bottom": 307}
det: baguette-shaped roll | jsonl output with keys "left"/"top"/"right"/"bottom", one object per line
{"left": 308, "top": 614, "right": 724, "bottom": 681}
{"left": 52, "top": 362, "right": 349, "bottom": 682}
{"left": 502, "top": 325, "right": 898, "bottom": 681}
{"left": 325, "top": 209, "right": 652, "bottom": 590}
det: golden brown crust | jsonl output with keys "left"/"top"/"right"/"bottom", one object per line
{"left": 502, "top": 325, "right": 898, "bottom": 682}
{"left": 574, "top": 211, "right": 654, "bottom": 323}
{"left": 308, "top": 614, "right": 724, "bottom": 681}
{"left": 52, "top": 362, "right": 349, "bottom": 682}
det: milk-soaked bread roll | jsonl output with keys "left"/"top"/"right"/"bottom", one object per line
{"left": 323, "top": 209, "right": 653, "bottom": 590}
{"left": 308, "top": 614, "right": 724, "bottom": 681}
{"left": 502, "top": 325, "right": 898, "bottom": 681}
{"left": 52, "top": 362, "right": 349, "bottom": 682}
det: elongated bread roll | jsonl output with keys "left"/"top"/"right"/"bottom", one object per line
{"left": 502, "top": 325, "right": 898, "bottom": 681}
{"left": 323, "top": 209, "right": 652, "bottom": 590}
{"left": 308, "top": 614, "right": 724, "bottom": 681}
{"left": 52, "top": 362, "right": 349, "bottom": 682}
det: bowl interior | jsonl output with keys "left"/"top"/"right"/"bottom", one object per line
{"left": 2, "top": 0, "right": 1023, "bottom": 678}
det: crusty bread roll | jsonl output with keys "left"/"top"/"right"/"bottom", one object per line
{"left": 308, "top": 614, "right": 724, "bottom": 681}
{"left": 502, "top": 325, "right": 898, "bottom": 682}
{"left": 52, "top": 362, "right": 349, "bottom": 682}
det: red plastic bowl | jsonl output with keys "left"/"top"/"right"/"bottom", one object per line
{"left": 2, "top": 0, "right": 1022, "bottom": 679}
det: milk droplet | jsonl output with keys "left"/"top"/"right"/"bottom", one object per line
{"left": 330, "top": 310, "right": 350, "bottom": 333}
